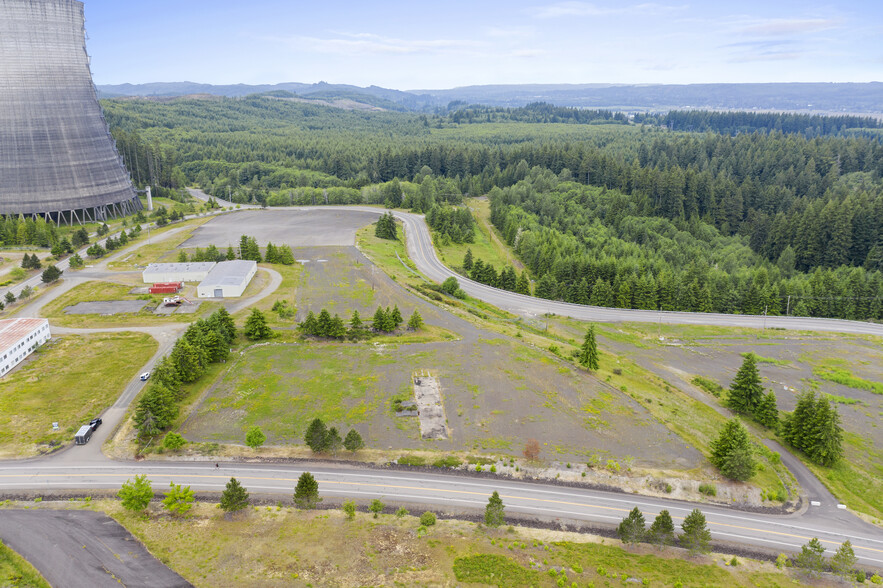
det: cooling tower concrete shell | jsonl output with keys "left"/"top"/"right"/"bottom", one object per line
{"left": 0, "top": 0, "right": 141, "bottom": 223}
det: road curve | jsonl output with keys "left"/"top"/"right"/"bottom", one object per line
{"left": 1, "top": 461, "right": 882, "bottom": 567}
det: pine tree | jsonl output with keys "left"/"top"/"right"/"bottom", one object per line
{"left": 372, "top": 306, "right": 388, "bottom": 332}
{"left": 755, "top": 390, "right": 779, "bottom": 428}
{"left": 681, "top": 509, "right": 712, "bottom": 554}
{"left": 463, "top": 248, "right": 473, "bottom": 271}
{"left": 344, "top": 429, "right": 364, "bottom": 453}
{"left": 808, "top": 396, "right": 843, "bottom": 466}
{"left": 727, "top": 354, "right": 764, "bottom": 415}
{"left": 579, "top": 325, "right": 600, "bottom": 370}
{"left": 484, "top": 491, "right": 505, "bottom": 527}
{"left": 226, "top": 246, "right": 236, "bottom": 260}
{"left": 316, "top": 309, "right": 333, "bottom": 337}
{"left": 347, "top": 310, "right": 365, "bottom": 339}
{"left": 219, "top": 477, "right": 249, "bottom": 514}
{"left": 265, "top": 242, "right": 278, "bottom": 264}
{"left": 294, "top": 472, "right": 321, "bottom": 509}
{"left": 244, "top": 308, "right": 271, "bottom": 340}
{"left": 305, "top": 418, "right": 328, "bottom": 452}
{"left": 534, "top": 273, "right": 558, "bottom": 300}
{"left": 328, "top": 315, "right": 346, "bottom": 339}
{"left": 301, "top": 311, "right": 318, "bottom": 336}
{"left": 831, "top": 540, "right": 856, "bottom": 579}
{"left": 407, "top": 310, "right": 423, "bottom": 331}
{"left": 648, "top": 510, "right": 675, "bottom": 546}
{"left": 391, "top": 305, "right": 403, "bottom": 327}
{"left": 709, "top": 418, "right": 756, "bottom": 481}
{"left": 617, "top": 507, "right": 646, "bottom": 544}
{"left": 516, "top": 271, "right": 531, "bottom": 295}
{"left": 325, "top": 427, "right": 343, "bottom": 453}
{"left": 795, "top": 537, "right": 826, "bottom": 577}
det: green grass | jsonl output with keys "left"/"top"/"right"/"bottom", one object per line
{"left": 692, "top": 376, "right": 725, "bottom": 397}
{"left": 812, "top": 362, "right": 883, "bottom": 395}
{"left": 433, "top": 198, "right": 521, "bottom": 273}
{"left": 0, "top": 332, "right": 157, "bottom": 458}
{"left": 40, "top": 281, "right": 219, "bottom": 328}
{"left": 106, "top": 216, "right": 215, "bottom": 271}
{"left": 0, "top": 539, "right": 50, "bottom": 588}
{"left": 91, "top": 497, "right": 796, "bottom": 588}
{"left": 804, "top": 433, "right": 883, "bottom": 521}
{"left": 741, "top": 352, "right": 791, "bottom": 366}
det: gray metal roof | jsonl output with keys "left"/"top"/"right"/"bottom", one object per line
{"left": 199, "top": 260, "right": 257, "bottom": 287}
{"left": 144, "top": 262, "right": 217, "bottom": 274}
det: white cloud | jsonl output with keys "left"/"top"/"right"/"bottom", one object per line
{"left": 531, "top": 1, "right": 687, "bottom": 19}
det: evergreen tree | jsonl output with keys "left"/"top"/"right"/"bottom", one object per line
{"left": 709, "top": 418, "right": 756, "bottom": 481}
{"left": 265, "top": 242, "right": 278, "bottom": 264}
{"left": 617, "top": 507, "right": 646, "bottom": 544}
{"left": 831, "top": 541, "right": 856, "bottom": 579}
{"left": 681, "top": 509, "right": 712, "bottom": 554}
{"left": 391, "top": 305, "right": 403, "bottom": 327}
{"left": 579, "top": 325, "right": 600, "bottom": 370}
{"left": 807, "top": 396, "right": 844, "bottom": 466}
{"left": 226, "top": 246, "right": 236, "bottom": 260}
{"left": 407, "top": 310, "right": 424, "bottom": 330}
{"left": 219, "top": 477, "right": 249, "bottom": 514}
{"left": 344, "top": 429, "right": 364, "bottom": 453}
{"left": 41, "top": 265, "right": 63, "bottom": 283}
{"left": 755, "top": 390, "right": 779, "bottom": 428}
{"left": 484, "top": 491, "right": 505, "bottom": 527}
{"left": 244, "top": 308, "right": 271, "bottom": 340}
{"left": 68, "top": 253, "right": 84, "bottom": 268}
{"left": 347, "top": 310, "right": 365, "bottom": 339}
{"left": 301, "top": 311, "right": 318, "bottom": 336}
{"left": 177, "top": 249, "right": 188, "bottom": 262}
{"left": 305, "top": 418, "right": 328, "bottom": 452}
{"left": 648, "top": 510, "right": 675, "bottom": 546}
{"left": 294, "top": 472, "right": 321, "bottom": 509}
{"left": 372, "top": 306, "right": 389, "bottom": 332}
{"left": 325, "top": 427, "right": 343, "bottom": 452}
{"left": 795, "top": 537, "right": 826, "bottom": 577}
{"left": 278, "top": 245, "right": 295, "bottom": 265}
{"left": 316, "top": 309, "right": 333, "bottom": 337}
{"left": 375, "top": 212, "right": 397, "bottom": 240}
{"left": 534, "top": 273, "right": 558, "bottom": 300}
{"left": 516, "top": 271, "right": 531, "bottom": 295}
{"left": 328, "top": 315, "right": 346, "bottom": 339}
{"left": 463, "top": 248, "right": 473, "bottom": 271}
{"left": 727, "top": 354, "right": 764, "bottom": 415}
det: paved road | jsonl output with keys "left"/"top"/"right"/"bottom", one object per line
{"left": 0, "top": 509, "right": 191, "bottom": 588}
{"left": 1, "top": 461, "right": 882, "bottom": 567}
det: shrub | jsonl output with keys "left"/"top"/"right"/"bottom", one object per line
{"left": 419, "top": 511, "right": 436, "bottom": 526}
{"left": 698, "top": 483, "right": 717, "bottom": 496}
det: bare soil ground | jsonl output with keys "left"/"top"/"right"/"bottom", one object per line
{"left": 182, "top": 246, "right": 701, "bottom": 468}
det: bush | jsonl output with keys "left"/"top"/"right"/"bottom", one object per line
{"left": 419, "top": 511, "right": 437, "bottom": 526}
{"left": 397, "top": 455, "right": 426, "bottom": 467}
{"left": 432, "top": 456, "right": 462, "bottom": 468}
{"left": 698, "top": 483, "right": 717, "bottom": 496}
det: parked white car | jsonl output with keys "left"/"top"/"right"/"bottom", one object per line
{"left": 140, "top": 371, "right": 150, "bottom": 381}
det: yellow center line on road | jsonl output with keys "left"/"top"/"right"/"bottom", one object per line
{"left": 4, "top": 472, "right": 882, "bottom": 555}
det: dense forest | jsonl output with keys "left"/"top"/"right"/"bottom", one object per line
{"left": 102, "top": 96, "right": 883, "bottom": 320}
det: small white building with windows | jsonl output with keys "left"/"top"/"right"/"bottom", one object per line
{"left": 197, "top": 260, "right": 257, "bottom": 298}
{"left": 0, "top": 318, "right": 51, "bottom": 377}
{"left": 142, "top": 262, "right": 216, "bottom": 284}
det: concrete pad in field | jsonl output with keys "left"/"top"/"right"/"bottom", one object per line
{"left": 414, "top": 373, "right": 449, "bottom": 440}
{"left": 64, "top": 300, "right": 147, "bottom": 315}
{"left": 182, "top": 209, "right": 380, "bottom": 248}
{"left": 0, "top": 509, "right": 191, "bottom": 588}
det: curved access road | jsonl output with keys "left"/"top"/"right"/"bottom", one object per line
{"left": 270, "top": 205, "right": 882, "bottom": 337}
{"left": 1, "top": 461, "right": 882, "bottom": 567}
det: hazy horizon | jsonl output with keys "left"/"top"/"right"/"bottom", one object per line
{"left": 83, "top": 0, "right": 882, "bottom": 89}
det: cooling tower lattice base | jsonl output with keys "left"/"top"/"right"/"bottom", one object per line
{"left": 0, "top": 0, "right": 141, "bottom": 224}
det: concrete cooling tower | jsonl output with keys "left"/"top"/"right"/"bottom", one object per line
{"left": 0, "top": 0, "right": 141, "bottom": 223}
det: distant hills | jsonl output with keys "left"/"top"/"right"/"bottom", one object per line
{"left": 97, "top": 81, "right": 883, "bottom": 114}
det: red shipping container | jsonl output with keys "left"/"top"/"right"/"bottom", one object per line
{"left": 149, "top": 282, "right": 182, "bottom": 294}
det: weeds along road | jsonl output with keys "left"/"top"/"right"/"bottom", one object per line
{"left": 1, "top": 461, "right": 882, "bottom": 567}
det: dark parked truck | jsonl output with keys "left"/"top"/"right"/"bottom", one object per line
{"left": 74, "top": 424, "right": 93, "bottom": 445}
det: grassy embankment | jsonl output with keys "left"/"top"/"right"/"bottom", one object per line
{"left": 0, "top": 539, "right": 49, "bottom": 588}
{"left": 0, "top": 332, "right": 157, "bottom": 458}
{"left": 357, "top": 222, "right": 794, "bottom": 501}
{"left": 432, "top": 197, "right": 522, "bottom": 273}
{"left": 97, "top": 500, "right": 793, "bottom": 588}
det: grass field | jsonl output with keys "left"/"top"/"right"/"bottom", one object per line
{"left": 0, "top": 332, "right": 157, "bottom": 458}
{"left": 95, "top": 499, "right": 798, "bottom": 587}
{"left": 0, "top": 539, "right": 49, "bottom": 588}
{"left": 39, "top": 280, "right": 218, "bottom": 328}
{"left": 433, "top": 197, "right": 522, "bottom": 273}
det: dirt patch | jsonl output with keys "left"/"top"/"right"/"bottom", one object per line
{"left": 413, "top": 372, "right": 449, "bottom": 440}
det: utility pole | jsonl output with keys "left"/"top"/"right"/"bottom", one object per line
{"left": 786, "top": 295, "right": 791, "bottom": 316}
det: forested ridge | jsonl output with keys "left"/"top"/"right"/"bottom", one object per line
{"left": 102, "top": 96, "right": 883, "bottom": 320}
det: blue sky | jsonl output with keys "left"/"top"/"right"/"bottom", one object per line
{"left": 83, "top": 0, "right": 882, "bottom": 89}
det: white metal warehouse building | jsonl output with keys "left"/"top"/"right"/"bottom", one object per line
{"left": 197, "top": 260, "right": 257, "bottom": 298}
{"left": 142, "top": 262, "right": 216, "bottom": 284}
{"left": 0, "top": 318, "right": 51, "bottom": 378}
